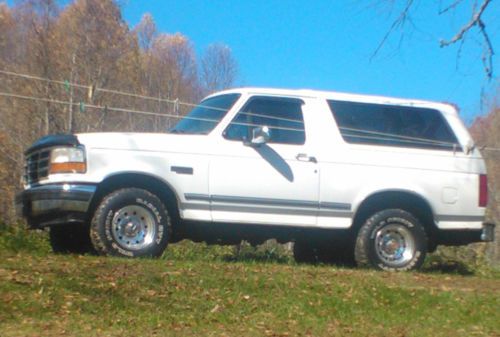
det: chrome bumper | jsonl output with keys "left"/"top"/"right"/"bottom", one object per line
{"left": 16, "top": 184, "right": 96, "bottom": 228}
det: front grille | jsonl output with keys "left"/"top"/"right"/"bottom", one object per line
{"left": 24, "top": 149, "right": 51, "bottom": 185}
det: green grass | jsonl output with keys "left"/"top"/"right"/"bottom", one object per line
{"left": 0, "top": 224, "right": 499, "bottom": 337}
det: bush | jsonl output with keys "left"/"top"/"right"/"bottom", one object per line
{"left": 424, "top": 244, "right": 499, "bottom": 276}
{"left": 0, "top": 221, "right": 50, "bottom": 255}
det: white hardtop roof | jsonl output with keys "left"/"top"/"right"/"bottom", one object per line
{"left": 211, "top": 87, "right": 457, "bottom": 112}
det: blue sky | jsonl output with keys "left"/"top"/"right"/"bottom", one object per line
{"left": 122, "top": 1, "right": 499, "bottom": 123}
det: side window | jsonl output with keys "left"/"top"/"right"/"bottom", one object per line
{"left": 224, "top": 96, "right": 306, "bottom": 145}
{"left": 327, "top": 100, "right": 461, "bottom": 151}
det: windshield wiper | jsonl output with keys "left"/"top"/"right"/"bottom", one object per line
{"left": 169, "top": 129, "right": 186, "bottom": 134}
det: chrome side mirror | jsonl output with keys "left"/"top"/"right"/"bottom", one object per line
{"left": 249, "top": 126, "right": 270, "bottom": 146}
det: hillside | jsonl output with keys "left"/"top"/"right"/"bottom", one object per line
{"left": 0, "top": 228, "right": 499, "bottom": 337}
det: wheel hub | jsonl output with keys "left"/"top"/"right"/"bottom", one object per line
{"left": 112, "top": 205, "right": 156, "bottom": 251}
{"left": 123, "top": 220, "right": 141, "bottom": 237}
{"left": 375, "top": 223, "right": 415, "bottom": 267}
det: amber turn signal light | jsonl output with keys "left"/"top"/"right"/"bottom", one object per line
{"left": 49, "top": 162, "right": 86, "bottom": 174}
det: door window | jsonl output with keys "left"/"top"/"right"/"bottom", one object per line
{"left": 224, "top": 96, "right": 306, "bottom": 145}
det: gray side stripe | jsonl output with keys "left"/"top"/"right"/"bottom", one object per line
{"left": 180, "top": 202, "right": 210, "bottom": 211}
{"left": 211, "top": 195, "right": 317, "bottom": 208}
{"left": 320, "top": 202, "right": 351, "bottom": 211}
{"left": 184, "top": 193, "right": 351, "bottom": 211}
{"left": 436, "top": 215, "right": 484, "bottom": 222}
{"left": 185, "top": 193, "right": 211, "bottom": 202}
{"left": 212, "top": 205, "right": 318, "bottom": 216}
{"left": 180, "top": 203, "right": 352, "bottom": 217}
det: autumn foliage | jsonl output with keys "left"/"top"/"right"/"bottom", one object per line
{"left": 0, "top": 0, "right": 237, "bottom": 222}
{"left": 470, "top": 99, "right": 500, "bottom": 265}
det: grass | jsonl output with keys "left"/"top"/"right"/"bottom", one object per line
{"left": 0, "top": 223, "right": 499, "bottom": 337}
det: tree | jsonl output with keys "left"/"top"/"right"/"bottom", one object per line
{"left": 0, "top": 1, "right": 239, "bottom": 223}
{"left": 56, "top": 0, "right": 137, "bottom": 132}
{"left": 135, "top": 13, "right": 157, "bottom": 52}
{"left": 0, "top": 4, "right": 16, "bottom": 67}
{"left": 470, "top": 94, "right": 500, "bottom": 266}
{"left": 17, "top": 0, "right": 60, "bottom": 134}
{"left": 371, "top": 0, "right": 496, "bottom": 79}
{"left": 200, "top": 43, "right": 238, "bottom": 95}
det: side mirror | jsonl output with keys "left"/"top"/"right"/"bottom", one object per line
{"left": 248, "top": 126, "right": 270, "bottom": 146}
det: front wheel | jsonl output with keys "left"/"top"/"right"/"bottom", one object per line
{"left": 354, "top": 209, "right": 427, "bottom": 271}
{"left": 90, "top": 188, "right": 171, "bottom": 258}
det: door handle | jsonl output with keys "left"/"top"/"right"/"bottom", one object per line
{"left": 296, "top": 153, "right": 317, "bottom": 163}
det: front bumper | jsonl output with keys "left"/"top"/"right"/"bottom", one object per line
{"left": 16, "top": 184, "right": 96, "bottom": 228}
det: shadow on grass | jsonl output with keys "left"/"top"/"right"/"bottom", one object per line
{"left": 422, "top": 260, "right": 475, "bottom": 276}
{"left": 221, "top": 250, "right": 293, "bottom": 265}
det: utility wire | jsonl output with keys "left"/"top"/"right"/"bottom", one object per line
{"left": 1, "top": 90, "right": 499, "bottom": 151}
{"left": 2, "top": 90, "right": 500, "bottom": 151}
{"left": 0, "top": 69, "right": 198, "bottom": 108}
{"left": 1, "top": 70, "right": 500, "bottom": 152}
{"left": 340, "top": 127, "right": 458, "bottom": 147}
{"left": 0, "top": 68, "right": 327, "bottom": 124}
{"left": 0, "top": 91, "right": 202, "bottom": 120}
{"left": 0, "top": 91, "right": 304, "bottom": 132}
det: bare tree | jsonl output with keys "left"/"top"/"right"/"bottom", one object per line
{"left": 135, "top": 13, "right": 157, "bottom": 52}
{"left": 371, "top": 0, "right": 495, "bottom": 79}
{"left": 200, "top": 43, "right": 238, "bottom": 95}
{"left": 0, "top": 1, "right": 242, "bottom": 222}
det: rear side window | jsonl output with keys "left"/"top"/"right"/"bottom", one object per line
{"left": 224, "top": 96, "right": 305, "bottom": 145}
{"left": 327, "top": 100, "right": 461, "bottom": 151}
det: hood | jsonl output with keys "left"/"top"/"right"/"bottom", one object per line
{"left": 76, "top": 132, "right": 210, "bottom": 153}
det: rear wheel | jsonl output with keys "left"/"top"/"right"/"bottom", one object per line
{"left": 354, "top": 209, "right": 427, "bottom": 271}
{"left": 90, "top": 188, "right": 171, "bottom": 258}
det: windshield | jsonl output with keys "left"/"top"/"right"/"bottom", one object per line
{"left": 170, "top": 93, "right": 241, "bottom": 134}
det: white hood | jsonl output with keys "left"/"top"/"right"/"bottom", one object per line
{"left": 76, "top": 132, "right": 211, "bottom": 154}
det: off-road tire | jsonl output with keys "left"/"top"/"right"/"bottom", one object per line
{"left": 354, "top": 209, "right": 427, "bottom": 271}
{"left": 49, "top": 224, "right": 94, "bottom": 254}
{"left": 90, "top": 188, "right": 171, "bottom": 258}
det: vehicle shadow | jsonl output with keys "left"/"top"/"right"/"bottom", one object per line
{"left": 220, "top": 241, "right": 294, "bottom": 264}
{"left": 221, "top": 252, "right": 292, "bottom": 265}
{"left": 421, "top": 260, "right": 475, "bottom": 276}
{"left": 221, "top": 252, "right": 477, "bottom": 275}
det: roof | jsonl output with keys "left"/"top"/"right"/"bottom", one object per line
{"left": 210, "top": 87, "right": 457, "bottom": 113}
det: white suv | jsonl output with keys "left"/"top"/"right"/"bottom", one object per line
{"left": 16, "top": 88, "right": 495, "bottom": 271}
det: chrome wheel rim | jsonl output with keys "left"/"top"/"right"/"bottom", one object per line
{"left": 111, "top": 205, "right": 156, "bottom": 250}
{"left": 375, "top": 223, "right": 415, "bottom": 267}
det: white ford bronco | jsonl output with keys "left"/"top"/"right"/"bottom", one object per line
{"left": 17, "top": 88, "right": 495, "bottom": 271}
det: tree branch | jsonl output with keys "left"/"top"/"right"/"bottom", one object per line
{"left": 439, "top": 0, "right": 490, "bottom": 47}
{"left": 439, "top": 0, "right": 494, "bottom": 78}
{"left": 370, "top": 0, "right": 415, "bottom": 61}
{"left": 438, "top": 0, "right": 465, "bottom": 15}
{"left": 478, "top": 19, "right": 494, "bottom": 79}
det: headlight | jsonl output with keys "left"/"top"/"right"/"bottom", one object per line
{"left": 49, "top": 147, "right": 86, "bottom": 174}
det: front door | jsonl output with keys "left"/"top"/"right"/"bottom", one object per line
{"left": 208, "top": 96, "right": 319, "bottom": 226}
